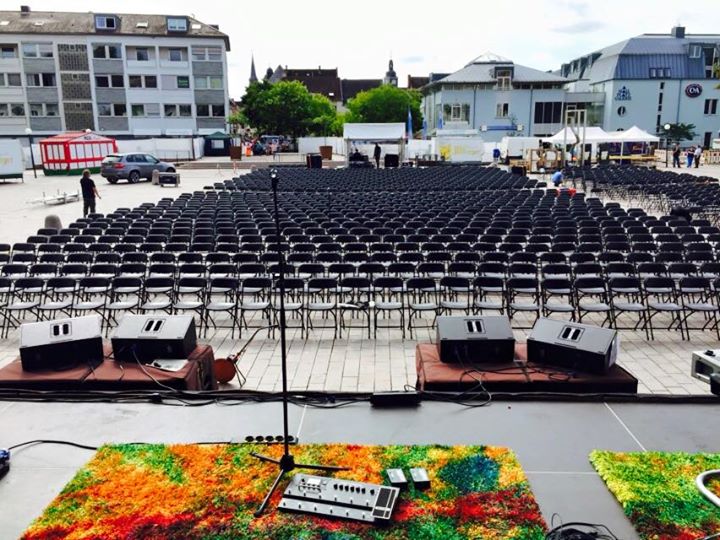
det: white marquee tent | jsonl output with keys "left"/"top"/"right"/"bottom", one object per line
{"left": 546, "top": 127, "right": 615, "bottom": 144}
{"left": 610, "top": 126, "right": 660, "bottom": 143}
{"left": 343, "top": 123, "right": 406, "bottom": 165}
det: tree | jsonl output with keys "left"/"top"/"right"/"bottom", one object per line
{"left": 239, "top": 80, "right": 340, "bottom": 138}
{"left": 345, "top": 85, "right": 423, "bottom": 135}
{"left": 661, "top": 122, "right": 697, "bottom": 143}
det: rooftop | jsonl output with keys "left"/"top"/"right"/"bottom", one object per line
{"left": 0, "top": 8, "right": 229, "bottom": 49}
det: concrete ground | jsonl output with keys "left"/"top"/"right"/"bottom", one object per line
{"left": 1, "top": 399, "right": 719, "bottom": 539}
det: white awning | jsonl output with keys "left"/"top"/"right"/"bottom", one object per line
{"left": 546, "top": 127, "right": 614, "bottom": 144}
{"left": 343, "top": 123, "right": 405, "bottom": 142}
{"left": 610, "top": 126, "right": 660, "bottom": 143}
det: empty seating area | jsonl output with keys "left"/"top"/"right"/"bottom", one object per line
{"left": 1, "top": 166, "right": 720, "bottom": 342}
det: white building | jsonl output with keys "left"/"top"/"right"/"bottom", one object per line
{"left": 0, "top": 6, "right": 230, "bottom": 138}
{"left": 422, "top": 53, "right": 605, "bottom": 143}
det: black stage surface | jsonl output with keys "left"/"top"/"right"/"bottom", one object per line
{"left": 0, "top": 400, "right": 718, "bottom": 539}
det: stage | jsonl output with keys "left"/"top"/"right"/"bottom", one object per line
{"left": 1, "top": 399, "right": 719, "bottom": 539}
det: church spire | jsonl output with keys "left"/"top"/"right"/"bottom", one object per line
{"left": 249, "top": 54, "right": 258, "bottom": 84}
{"left": 383, "top": 58, "right": 398, "bottom": 86}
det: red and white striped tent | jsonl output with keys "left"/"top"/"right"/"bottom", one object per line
{"left": 40, "top": 131, "right": 117, "bottom": 175}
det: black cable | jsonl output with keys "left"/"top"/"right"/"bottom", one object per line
{"left": 8, "top": 439, "right": 98, "bottom": 452}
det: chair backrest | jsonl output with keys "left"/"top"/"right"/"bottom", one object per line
{"left": 306, "top": 278, "right": 338, "bottom": 291}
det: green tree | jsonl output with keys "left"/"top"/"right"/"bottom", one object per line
{"left": 345, "top": 85, "right": 423, "bottom": 136}
{"left": 239, "top": 80, "right": 340, "bottom": 138}
{"left": 661, "top": 122, "right": 697, "bottom": 143}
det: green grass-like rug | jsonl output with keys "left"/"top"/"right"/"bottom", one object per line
{"left": 590, "top": 450, "right": 720, "bottom": 540}
{"left": 22, "top": 443, "right": 546, "bottom": 540}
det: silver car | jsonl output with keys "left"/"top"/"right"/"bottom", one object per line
{"left": 100, "top": 153, "right": 176, "bottom": 184}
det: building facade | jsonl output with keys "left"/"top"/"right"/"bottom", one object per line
{"left": 0, "top": 7, "right": 230, "bottom": 137}
{"left": 561, "top": 27, "right": 720, "bottom": 148}
{"left": 422, "top": 53, "right": 589, "bottom": 143}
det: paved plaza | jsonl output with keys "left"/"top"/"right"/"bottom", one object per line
{"left": 0, "top": 163, "right": 719, "bottom": 396}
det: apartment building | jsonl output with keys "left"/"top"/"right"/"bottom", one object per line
{"left": 0, "top": 6, "right": 230, "bottom": 137}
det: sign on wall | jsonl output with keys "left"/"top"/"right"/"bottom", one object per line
{"left": 685, "top": 83, "right": 703, "bottom": 98}
{"left": 615, "top": 86, "right": 632, "bottom": 101}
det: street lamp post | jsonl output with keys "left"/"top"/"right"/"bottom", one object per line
{"left": 664, "top": 123, "right": 672, "bottom": 168}
{"left": 24, "top": 127, "right": 37, "bottom": 179}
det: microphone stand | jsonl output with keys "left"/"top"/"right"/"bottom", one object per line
{"left": 251, "top": 168, "right": 346, "bottom": 518}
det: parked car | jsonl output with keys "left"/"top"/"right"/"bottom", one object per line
{"left": 101, "top": 153, "right": 176, "bottom": 184}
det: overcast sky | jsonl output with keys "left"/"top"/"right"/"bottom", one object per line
{"left": 21, "top": 0, "right": 720, "bottom": 97}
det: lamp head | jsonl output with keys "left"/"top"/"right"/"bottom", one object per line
{"left": 269, "top": 168, "right": 278, "bottom": 190}
{"left": 24, "top": 127, "right": 32, "bottom": 135}
{"left": 664, "top": 123, "right": 671, "bottom": 131}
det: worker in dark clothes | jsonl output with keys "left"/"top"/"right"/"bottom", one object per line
{"left": 80, "top": 169, "right": 101, "bottom": 217}
{"left": 373, "top": 143, "right": 382, "bottom": 168}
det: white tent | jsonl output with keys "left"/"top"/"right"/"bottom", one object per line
{"left": 610, "top": 126, "right": 660, "bottom": 143}
{"left": 343, "top": 123, "right": 406, "bottom": 165}
{"left": 546, "top": 127, "right": 614, "bottom": 144}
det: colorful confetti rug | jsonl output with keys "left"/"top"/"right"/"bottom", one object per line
{"left": 590, "top": 450, "right": 720, "bottom": 540}
{"left": 22, "top": 443, "right": 546, "bottom": 540}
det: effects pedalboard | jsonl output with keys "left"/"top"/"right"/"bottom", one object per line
{"left": 279, "top": 473, "right": 400, "bottom": 523}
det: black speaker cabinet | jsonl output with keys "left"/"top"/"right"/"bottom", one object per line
{"left": 436, "top": 316, "right": 515, "bottom": 364}
{"left": 306, "top": 154, "right": 323, "bottom": 169}
{"left": 527, "top": 318, "right": 618, "bottom": 375}
{"left": 20, "top": 315, "right": 104, "bottom": 371}
{"left": 384, "top": 154, "right": 399, "bottom": 168}
{"left": 111, "top": 315, "right": 197, "bottom": 363}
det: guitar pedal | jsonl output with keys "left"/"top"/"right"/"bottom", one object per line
{"left": 385, "top": 468, "right": 407, "bottom": 489}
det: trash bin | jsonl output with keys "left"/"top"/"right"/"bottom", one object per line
{"left": 319, "top": 145, "right": 333, "bottom": 160}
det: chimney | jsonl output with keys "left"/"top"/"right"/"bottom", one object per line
{"left": 671, "top": 26, "right": 685, "bottom": 38}
{"left": 20, "top": 5, "right": 31, "bottom": 15}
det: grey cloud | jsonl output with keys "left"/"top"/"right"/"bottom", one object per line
{"left": 553, "top": 20, "right": 606, "bottom": 34}
{"left": 400, "top": 55, "right": 424, "bottom": 64}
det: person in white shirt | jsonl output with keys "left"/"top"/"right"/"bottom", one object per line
{"left": 694, "top": 146, "right": 703, "bottom": 168}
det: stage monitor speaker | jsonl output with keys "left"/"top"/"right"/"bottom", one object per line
{"left": 19, "top": 315, "right": 103, "bottom": 372}
{"left": 436, "top": 316, "right": 515, "bottom": 364}
{"left": 691, "top": 349, "right": 720, "bottom": 385}
{"left": 306, "top": 154, "right": 323, "bottom": 169}
{"left": 111, "top": 315, "right": 197, "bottom": 363}
{"left": 384, "top": 154, "right": 399, "bottom": 168}
{"left": 527, "top": 318, "right": 618, "bottom": 375}
{"left": 510, "top": 165, "right": 527, "bottom": 176}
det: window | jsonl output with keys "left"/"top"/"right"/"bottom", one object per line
{"left": 95, "top": 74, "right": 124, "bottom": 88}
{"left": 690, "top": 45, "right": 702, "bottom": 58}
{"left": 135, "top": 48, "right": 149, "bottom": 61}
{"left": 176, "top": 76, "right": 190, "bottom": 89}
{"left": 191, "top": 46, "right": 222, "bottom": 61}
{"left": 196, "top": 104, "right": 224, "bottom": 117}
{"left": 95, "top": 15, "right": 117, "bottom": 30}
{"left": 128, "top": 75, "right": 156, "bottom": 88}
{"left": 167, "top": 17, "right": 188, "bottom": 32}
{"left": 0, "top": 73, "right": 21, "bottom": 86}
{"left": 650, "top": 68, "right": 671, "bottom": 79}
{"left": 617, "top": 106, "right": 626, "bottom": 117}
{"left": 534, "top": 102, "right": 563, "bottom": 124}
{"left": 496, "top": 102, "right": 509, "bottom": 118}
{"left": 0, "top": 45, "right": 17, "bottom": 58}
{"left": 164, "top": 104, "right": 193, "bottom": 117}
{"left": 496, "top": 69, "right": 512, "bottom": 91}
{"left": 28, "top": 103, "right": 59, "bottom": 117}
{"left": 98, "top": 103, "right": 126, "bottom": 116}
{"left": 168, "top": 48, "right": 183, "bottom": 62}
{"left": 0, "top": 104, "right": 6, "bottom": 116}
{"left": 93, "top": 45, "right": 121, "bottom": 59}
{"left": 705, "top": 99, "right": 718, "bottom": 115}
{"left": 10, "top": 103, "right": 25, "bottom": 116}
{"left": 131, "top": 103, "right": 159, "bottom": 117}
{"left": 26, "top": 73, "right": 56, "bottom": 87}
{"left": 22, "top": 43, "right": 53, "bottom": 58}
{"left": 194, "top": 76, "right": 223, "bottom": 90}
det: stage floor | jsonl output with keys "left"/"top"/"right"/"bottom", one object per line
{"left": 1, "top": 399, "right": 718, "bottom": 539}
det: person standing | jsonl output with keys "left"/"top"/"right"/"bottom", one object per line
{"left": 373, "top": 143, "right": 382, "bottom": 168}
{"left": 672, "top": 144, "right": 681, "bottom": 168}
{"left": 687, "top": 147, "right": 695, "bottom": 168}
{"left": 79, "top": 169, "right": 101, "bottom": 217}
{"left": 694, "top": 145, "right": 703, "bottom": 168}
